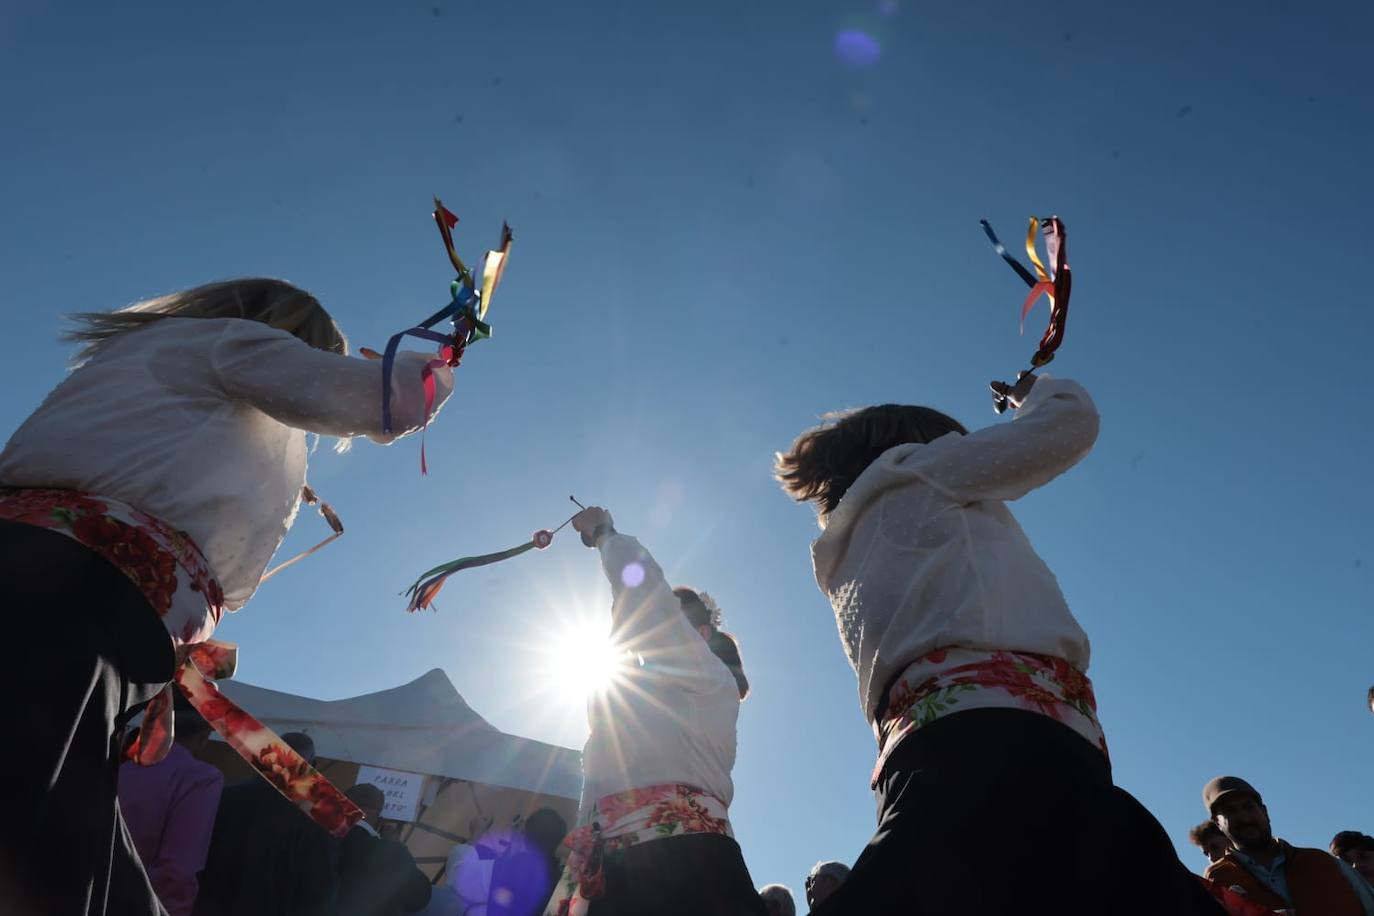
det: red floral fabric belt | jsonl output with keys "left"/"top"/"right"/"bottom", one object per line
{"left": 545, "top": 783, "right": 733, "bottom": 916}
{"left": 872, "top": 646, "right": 1109, "bottom": 788}
{"left": 0, "top": 487, "right": 363, "bottom": 838}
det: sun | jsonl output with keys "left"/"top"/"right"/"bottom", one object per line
{"left": 542, "top": 620, "right": 627, "bottom": 698}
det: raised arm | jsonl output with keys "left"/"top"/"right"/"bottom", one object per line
{"left": 208, "top": 319, "right": 454, "bottom": 443}
{"left": 573, "top": 509, "right": 725, "bottom": 690}
{"left": 872, "top": 376, "right": 1099, "bottom": 504}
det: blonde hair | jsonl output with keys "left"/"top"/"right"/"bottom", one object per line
{"left": 63, "top": 277, "right": 347, "bottom": 365}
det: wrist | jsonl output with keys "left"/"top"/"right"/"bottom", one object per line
{"left": 591, "top": 523, "right": 616, "bottom": 547}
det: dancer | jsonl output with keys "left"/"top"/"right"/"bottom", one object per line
{"left": 544, "top": 507, "right": 765, "bottom": 916}
{"left": 0, "top": 278, "right": 454, "bottom": 916}
{"left": 776, "top": 373, "right": 1224, "bottom": 915}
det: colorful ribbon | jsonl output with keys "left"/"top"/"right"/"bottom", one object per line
{"left": 378, "top": 198, "right": 513, "bottom": 472}
{"left": 980, "top": 216, "right": 1072, "bottom": 369}
{"left": 404, "top": 499, "right": 582, "bottom": 611}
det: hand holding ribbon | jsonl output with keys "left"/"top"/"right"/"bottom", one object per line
{"left": 377, "top": 198, "right": 513, "bottom": 471}
{"left": 981, "top": 216, "right": 1072, "bottom": 413}
{"left": 403, "top": 496, "right": 586, "bottom": 611}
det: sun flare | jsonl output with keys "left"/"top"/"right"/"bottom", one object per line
{"left": 544, "top": 621, "right": 627, "bottom": 698}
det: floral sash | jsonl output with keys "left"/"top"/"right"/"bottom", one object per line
{"left": 0, "top": 487, "right": 363, "bottom": 838}
{"left": 873, "top": 647, "right": 1109, "bottom": 788}
{"left": 544, "top": 783, "right": 733, "bottom": 916}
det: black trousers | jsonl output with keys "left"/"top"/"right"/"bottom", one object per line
{"left": 588, "top": 833, "right": 768, "bottom": 916}
{"left": 0, "top": 520, "right": 175, "bottom": 916}
{"left": 809, "top": 708, "right": 1226, "bottom": 916}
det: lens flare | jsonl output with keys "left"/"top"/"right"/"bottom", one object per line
{"left": 620, "top": 561, "right": 645, "bottom": 588}
{"left": 834, "top": 29, "right": 881, "bottom": 68}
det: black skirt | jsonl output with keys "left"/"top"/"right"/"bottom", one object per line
{"left": 587, "top": 833, "right": 767, "bottom": 916}
{"left": 0, "top": 519, "right": 175, "bottom": 916}
{"left": 808, "top": 708, "right": 1226, "bottom": 916}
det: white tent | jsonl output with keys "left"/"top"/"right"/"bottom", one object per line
{"left": 204, "top": 668, "right": 582, "bottom": 876}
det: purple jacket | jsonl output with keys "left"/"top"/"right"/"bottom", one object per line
{"left": 119, "top": 743, "right": 224, "bottom": 916}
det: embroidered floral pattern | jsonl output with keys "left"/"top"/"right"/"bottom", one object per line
{"left": 873, "top": 647, "right": 1109, "bottom": 788}
{"left": 545, "top": 784, "right": 733, "bottom": 916}
{"left": 0, "top": 487, "right": 363, "bottom": 839}
{"left": 0, "top": 487, "right": 222, "bottom": 645}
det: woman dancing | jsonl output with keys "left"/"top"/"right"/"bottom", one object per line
{"left": 776, "top": 373, "right": 1225, "bottom": 915}
{"left": 0, "top": 278, "right": 454, "bottom": 915}
{"left": 545, "top": 506, "right": 765, "bottom": 916}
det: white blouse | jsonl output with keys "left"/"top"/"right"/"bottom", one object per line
{"left": 579, "top": 532, "right": 741, "bottom": 812}
{"left": 0, "top": 316, "right": 453, "bottom": 609}
{"left": 810, "top": 376, "right": 1101, "bottom": 726}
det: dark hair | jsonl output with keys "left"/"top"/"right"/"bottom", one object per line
{"left": 673, "top": 586, "right": 750, "bottom": 700}
{"left": 524, "top": 808, "right": 569, "bottom": 857}
{"left": 1189, "top": 821, "right": 1225, "bottom": 845}
{"left": 346, "top": 782, "right": 386, "bottom": 810}
{"left": 1331, "top": 831, "right": 1374, "bottom": 859}
{"left": 776, "top": 404, "right": 968, "bottom": 517}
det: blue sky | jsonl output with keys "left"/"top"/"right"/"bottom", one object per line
{"left": 3, "top": 0, "right": 1371, "bottom": 892}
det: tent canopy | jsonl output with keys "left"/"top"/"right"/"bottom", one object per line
{"left": 218, "top": 668, "right": 582, "bottom": 800}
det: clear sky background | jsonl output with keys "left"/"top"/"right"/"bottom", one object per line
{"left": 3, "top": 0, "right": 1371, "bottom": 893}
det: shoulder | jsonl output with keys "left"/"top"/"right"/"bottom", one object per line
{"left": 1204, "top": 856, "right": 1241, "bottom": 881}
{"left": 1288, "top": 845, "right": 1344, "bottom": 867}
{"left": 187, "top": 756, "right": 225, "bottom": 790}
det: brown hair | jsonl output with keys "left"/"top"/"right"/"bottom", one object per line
{"left": 674, "top": 586, "right": 749, "bottom": 699}
{"left": 776, "top": 404, "right": 967, "bottom": 519}
{"left": 1189, "top": 821, "right": 1225, "bottom": 845}
{"left": 63, "top": 277, "right": 346, "bottom": 365}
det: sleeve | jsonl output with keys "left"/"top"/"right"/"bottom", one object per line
{"left": 146, "top": 766, "right": 224, "bottom": 916}
{"left": 596, "top": 533, "right": 727, "bottom": 692}
{"left": 208, "top": 319, "right": 455, "bottom": 443}
{"left": 875, "top": 376, "right": 1100, "bottom": 503}
{"left": 1335, "top": 859, "right": 1374, "bottom": 916}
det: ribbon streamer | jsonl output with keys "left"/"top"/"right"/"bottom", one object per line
{"left": 980, "top": 216, "right": 1072, "bottom": 369}
{"left": 404, "top": 497, "right": 584, "bottom": 611}
{"left": 127, "top": 641, "right": 364, "bottom": 838}
{"left": 258, "top": 485, "right": 344, "bottom": 585}
{"left": 377, "top": 198, "right": 513, "bottom": 472}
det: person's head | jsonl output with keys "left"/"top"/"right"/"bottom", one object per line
{"left": 174, "top": 709, "right": 214, "bottom": 754}
{"left": 758, "top": 884, "right": 796, "bottom": 916}
{"left": 63, "top": 278, "right": 346, "bottom": 365}
{"left": 345, "top": 783, "right": 386, "bottom": 826}
{"left": 805, "top": 861, "right": 849, "bottom": 909}
{"left": 776, "top": 404, "right": 968, "bottom": 522}
{"left": 674, "top": 586, "right": 749, "bottom": 699}
{"left": 523, "top": 808, "right": 569, "bottom": 859}
{"left": 1203, "top": 776, "right": 1273, "bottom": 854}
{"left": 1188, "top": 820, "right": 1232, "bottom": 863}
{"left": 281, "top": 731, "right": 317, "bottom": 767}
{"left": 1331, "top": 831, "right": 1374, "bottom": 883}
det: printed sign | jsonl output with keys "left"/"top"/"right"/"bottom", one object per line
{"left": 355, "top": 765, "right": 427, "bottom": 822}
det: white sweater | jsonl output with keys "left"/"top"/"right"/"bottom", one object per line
{"left": 580, "top": 533, "right": 741, "bottom": 812}
{"left": 810, "top": 377, "right": 1100, "bottom": 725}
{"left": 0, "top": 316, "right": 453, "bottom": 609}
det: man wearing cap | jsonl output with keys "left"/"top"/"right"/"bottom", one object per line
{"left": 1202, "top": 776, "right": 1374, "bottom": 915}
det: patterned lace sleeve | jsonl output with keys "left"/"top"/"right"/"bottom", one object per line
{"left": 879, "top": 376, "right": 1099, "bottom": 503}
{"left": 209, "top": 319, "right": 453, "bottom": 443}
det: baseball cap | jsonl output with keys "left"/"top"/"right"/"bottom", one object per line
{"left": 1203, "top": 776, "right": 1262, "bottom": 814}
